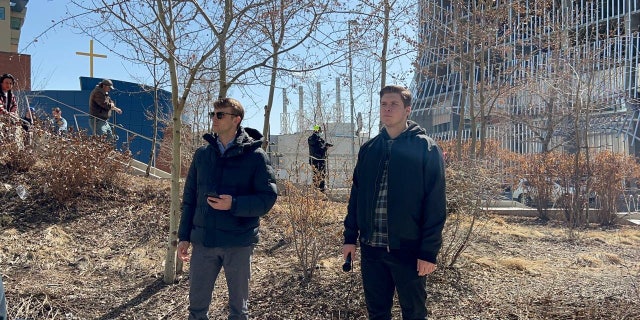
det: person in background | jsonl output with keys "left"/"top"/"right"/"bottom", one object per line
{"left": 89, "top": 79, "right": 121, "bottom": 140}
{"left": 50, "top": 107, "right": 68, "bottom": 135}
{"left": 177, "top": 97, "right": 278, "bottom": 320}
{"left": 307, "top": 125, "right": 333, "bottom": 193}
{"left": 0, "top": 73, "right": 18, "bottom": 117}
{"left": 342, "top": 85, "right": 447, "bottom": 320}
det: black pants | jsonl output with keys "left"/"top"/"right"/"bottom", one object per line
{"left": 360, "top": 244, "right": 428, "bottom": 320}
{"left": 310, "top": 159, "right": 326, "bottom": 192}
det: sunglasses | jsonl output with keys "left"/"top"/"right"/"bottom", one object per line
{"left": 209, "top": 111, "right": 238, "bottom": 119}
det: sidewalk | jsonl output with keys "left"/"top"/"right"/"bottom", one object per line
{"left": 324, "top": 188, "right": 640, "bottom": 226}
{"left": 487, "top": 199, "right": 640, "bottom": 225}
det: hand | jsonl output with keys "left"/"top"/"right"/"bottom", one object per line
{"left": 342, "top": 244, "right": 356, "bottom": 261}
{"left": 177, "top": 241, "right": 191, "bottom": 262}
{"left": 417, "top": 259, "right": 436, "bottom": 276}
{"left": 114, "top": 107, "right": 123, "bottom": 114}
{"left": 207, "top": 194, "right": 233, "bottom": 210}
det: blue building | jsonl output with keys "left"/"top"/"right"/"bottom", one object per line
{"left": 25, "top": 76, "right": 172, "bottom": 163}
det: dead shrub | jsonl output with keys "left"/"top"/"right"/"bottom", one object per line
{"left": 0, "top": 118, "right": 37, "bottom": 172}
{"left": 438, "top": 144, "right": 502, "bottom": 268}
{"left": 2, "top": 144, "right": 37, "bottom": 172}
{"left": 279, "top": 179, "right": 338, "bottom": 281}
{"left": 35, "top": 134, "right": 130, "bottom": 204}
{"left": 591, "top": 151, "right": 640, "bottom": 226}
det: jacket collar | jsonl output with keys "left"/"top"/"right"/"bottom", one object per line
{"left": 203, "top": 126, "right": 264, "bottom": 157}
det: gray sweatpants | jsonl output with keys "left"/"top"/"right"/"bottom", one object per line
{"left": 188, "top": 244, "right": 254, "bottom": 320}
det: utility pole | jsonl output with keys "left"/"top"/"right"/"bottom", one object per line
{"left": 348, "top": 20, "right": 359, "bottom": 166}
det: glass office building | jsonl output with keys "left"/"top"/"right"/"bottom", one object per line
{"left": 411, "top": 0, "right": 640, "bottom": 156}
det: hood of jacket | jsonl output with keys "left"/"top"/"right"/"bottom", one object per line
{"left": 379, "top": 120, "right": 427, "bottom": 141}
{"left": 202, "top": 126, "right": 264, "bottom": 157}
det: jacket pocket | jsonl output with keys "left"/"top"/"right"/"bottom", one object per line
{"left": 215, "top": 214, "right": 258, "bottom": 232}
{"left": 190, "top": 225, "right": 206, "bottom": 246}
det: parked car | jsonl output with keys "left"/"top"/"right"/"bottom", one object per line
{"left": 512, "top": 178, "right": 572, "bottom": 207}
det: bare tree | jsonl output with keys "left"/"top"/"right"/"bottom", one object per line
{"left": 245, "top": 0, "right": 331, "bottom": 149}
{"left": 69, "top": 0, "right": 237, "bottom": 283}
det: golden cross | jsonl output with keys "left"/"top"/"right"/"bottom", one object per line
{"left": 75, "top": 39, "right": 107, "bottom": 77}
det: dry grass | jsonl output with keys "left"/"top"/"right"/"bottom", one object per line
{"left": 486, "top": 216, "right": 554, "bottom": 240}
{"left": 499, "top": 257, "right": 541, "bottom": 272}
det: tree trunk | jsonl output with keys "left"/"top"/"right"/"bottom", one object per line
{"left": 262, "top": 49, "right": 279, "bottom": 150}
{"left": 469, "top": 60, "right": 477, "bottom": 160}
{"left": 164, "top": 112, "right": 182, "bottom": 284}
{"left": 146, "top": 83, "right": 160, "bottom": 177}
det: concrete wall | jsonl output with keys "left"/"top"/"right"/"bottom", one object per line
{"left": 269, "top": 127, "right": 368, "bottom": 189}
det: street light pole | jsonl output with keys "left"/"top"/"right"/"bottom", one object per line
{"left": 348, "top": 20, "right": 358, "bottom": 166}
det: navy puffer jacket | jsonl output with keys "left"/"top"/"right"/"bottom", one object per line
{"left": 178, "top": 126, "right": 278, "bottom": 247}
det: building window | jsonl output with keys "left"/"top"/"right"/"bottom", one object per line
{"left": 0, "top": 7, "right": 5, "bottom": 20}
{"left": 10, "top": 16, "right": 22, "bottom": 30}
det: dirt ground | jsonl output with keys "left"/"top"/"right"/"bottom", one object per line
{"left": 1, "top": 173, "right": 639, "bottom": 320}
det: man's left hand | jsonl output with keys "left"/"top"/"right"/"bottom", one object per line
{"left": 417, "top": 259, "right": 436, "bottom": 276}
{"left": 207, "top": 194, "right": 233, "bottom": 210}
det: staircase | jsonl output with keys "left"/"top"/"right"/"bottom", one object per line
{"left": 126, "top": 158, "right": 171, "bottom": 179}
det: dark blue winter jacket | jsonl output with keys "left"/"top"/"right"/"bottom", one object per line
{"left": 343, "top": 120, "right": 447, "bottom": 263}
{"left": 178, "top": 126, "right": 278, "bottom": 247}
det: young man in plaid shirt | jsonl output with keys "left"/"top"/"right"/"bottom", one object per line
{"left": 343, "top": 85, "right": 447, "bottom": 319}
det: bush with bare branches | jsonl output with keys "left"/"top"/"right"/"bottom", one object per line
{"left": 36, "top": 134, "right": 131, "bottom": 204}
{"left": 279, "top": 165, "right": 341, "bottom": 281}
{"left": 0, "top": 118, "right": 36, "bottom": 172}
{"left": 591, "top": 151, "right": 640, "bottom": 226}
{"left": 1, "top": 117, "right": 130, "bottom": 205}
{"left": 438, "top": 140, "right": 505, "bottom": 268}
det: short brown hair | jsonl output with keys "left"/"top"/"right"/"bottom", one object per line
{"left": 52, "top": 107, "right": 61, "bottom": 113}
{"left": 380, "top": 85, "right": 412, "bottom": 107}
{"left": 213, "top": 97, "right": 245, "bottom": 121}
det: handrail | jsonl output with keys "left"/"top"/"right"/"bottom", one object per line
{"left": 72, "top": 113, "right": 155, "bottom": 144}
{"left": 26, "top": 94, "right": 158, "bottom": 144}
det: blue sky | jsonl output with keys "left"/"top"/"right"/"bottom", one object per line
{"left": 20, "top": 3, "right": 143, "bottom": 90}
{"left": 18, "top": 2, "right": 282, "bottom": 134}
{"left": 18, "top": 2, "right": 417, "bottom": 136}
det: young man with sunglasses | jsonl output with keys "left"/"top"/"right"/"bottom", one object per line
{"left": 342, "top": 85, "right": 447, "bottom": 319}
{"left": 177, "top": 97, "right": 278, "bottom": 320}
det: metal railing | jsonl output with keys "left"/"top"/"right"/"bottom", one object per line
{"left": 26, "top": 94, "right": 162, "bottom": 169}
